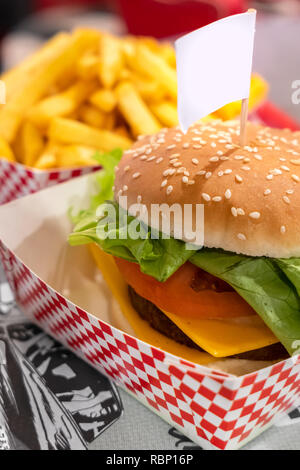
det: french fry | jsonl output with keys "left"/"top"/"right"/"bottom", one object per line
{"left": 98, "top": 34, "right": 123, "bottom": 88}
{"left": 56, "top": 145, "right": 100, "bottom": 168}
{"left": 48, "top": 117, "right": 132, "bottom": 151}
{"left": 28, "top": 79, "right": 97, "bottom": 128}
{"left": 150, "top": 101, "right": 178, "bottom": 127}
{"left": 132, "top": 44, "right": 177, "bottom": 99}
{"left": 15, "top": 121, "right": 44, "bottom": 167}
{"left": 34, "top": 145, "right": 58, "bottom": 170}
{"left": 78, "top": 104, "right": 106, "bottom": 128}
{"left": 0, "top": 29, "right": 99, "bottom": 143}
{"left": 130, "top": 73, "right": 165, "bottom": 103}
{"left": 116, "top": 81, "right": 161, "bottom": 136}
{"left": 77, "top": 53, "right": 100, "bottom": 80}
{"left": 159, "top": 43, "right": 176, "bottom": 68}
{"left": 0, "top": 136, "right": 15, "bottom": 162}
{"left": 89, "top": 89, "right": 117, "bottom": 113}
{"left": 1, "top": 33, "right": 70, "bottom": 102}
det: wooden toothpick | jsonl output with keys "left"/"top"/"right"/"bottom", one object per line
{"left": 239, "top": 97, "right": 249, "bottom": 147}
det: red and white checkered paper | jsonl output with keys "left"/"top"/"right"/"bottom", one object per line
{"left": 1, "top": 241, "right": 300, "bottom": 450}
{"left": 0, "top": 159, "right": 101, "bottom": 205}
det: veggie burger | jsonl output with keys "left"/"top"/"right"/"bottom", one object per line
{"left": 70, "top": 119, "right": 300, "bottom": 371}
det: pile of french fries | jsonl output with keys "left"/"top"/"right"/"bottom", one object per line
{"left": 0, "top": 28, "right": 268, "bottom": 170}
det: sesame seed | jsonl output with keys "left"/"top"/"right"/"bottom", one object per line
{"left": 184, "top": 170, "right": 190, "bottom": 176}
{"left": 182, "top": 176, "right": 189, "bottom": 184}
{"left": 167, "top": 144, "right": 176, "bottom": 150}
{"left": 225, "top": 189, "right": 232, "bottom": 199}
{"left": 123, "top": 185, "right": 128, "bottom": 191}
{"left": 196, "top": 170, "right": 206, "bottom": 176}
{"left": 237, "top": 208, "right": 245, "bottom": 216}
{"left": 241, "top": 166, "right": 251, "bottom": 171}
{"left": 156, "top": 157, "right": 163, "bottom": 164}
{"left": 202, "top": 193, "right": 211, "bottom": 202}
{"left": 188, "top": 180, "right": 195, "bottom": 185}
{"left": 224, "top": 169, "right": 232, "bottom": 174}
{"left": 166, "top": 185, "right": 173, "bottom": 195}
{"left": 161, "top": 179, "right": 167, "bottom": 188}
{"left": 235, "top": 174, "right": 243, "bottom": 183}
{"left": 220, "top": 156, "right": 229, "bottom": 161}
{"left": 283, "top": 195, "right": 290, "bottom": 204}
{"left": 209, "top": 156, "right": 219, "bottom": 162}
{"left": 132, "top": 172, "right": 141, "bottom": 179}
{"left": 249, "top": 211, "right": 261, "bottom": 219}
{"left": 205, "top": 172, "right": 212, "bottom": 179}
{"left": 281, "top": 165, "right": 290, "bottom": 171}
{"left": 254, "top": 154, "right": 262, "bottom": 161}
{"left": 212, "top": 196, "right": 222, "bottom": 202}
{"left": 270, "top": 168, "right": 282, "bottom": 175}
{"left": 140, "top": 156, "right": 147, "bottom": 160}
{"left": 170, "top": 153, "right": 180, "bottom": 158}
{"left": 266, "top": 174, "right": 273, "bottom": 180}
{"left": 192, "top": 158, "right": 199, "bottom": 165}
{"left": 286, "top": 189, "right": 294, "bottom": 194}
{"left": 182, "top": 143, "right": 190, "bottom": 149}
{"left": 290, "top": 159, "right": 300, "bottom": 165}
{"left": 173, "top": 162, "right": 182, "bottom": 167}
{"left": 292, "top": 174, "right": 300, "bottom": 182}
{"left": 124, "top": 165, "right": 130, "bottom": 172}
{"left": 218, "top": 171, "right": 224, "bottom": 177}
{"left": 234, "top": 155, "right": 244, "bottom": 160}
{"left": 147, "top": 156, "right": 155, "bottom": 161}
{"left": 237, "top": 233, "right": 246, "bottom": 240}
{"left": 193, "top": 144, "right": 202, "bottom": 149}
{"left": 217, "top": 150, "right": 224, "bottom": 156}
{"left": 243, "top": 157, "right": 251, "bottom": 163}
{"left": 231, "top": 207, "right": 238, "bottom": 217}
{"left": 211, "top": 142, "right": 217, "bottom": 148}
{"left": 264, "top": 189, "right": 271, "bottom": 195}
{"left": 280, "top": 225, "right": 286, "bottom": 234}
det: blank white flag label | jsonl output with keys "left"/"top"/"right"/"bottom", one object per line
{"left": 176, "top": 10, "right": 256, "bottom": 132}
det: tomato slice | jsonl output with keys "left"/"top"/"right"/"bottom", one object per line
{"left": 114, "top": 257, "right": 256, "bottom": 319}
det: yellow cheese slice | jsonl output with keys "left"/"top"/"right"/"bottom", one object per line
{"left": 162, "top": 311, "right": 277, "bottom": 358}
{"left": 89, "top": 244, "right": 213, "bottom": 365}
{"left": 89, "top": 245, "right": 278, "bottom": 359}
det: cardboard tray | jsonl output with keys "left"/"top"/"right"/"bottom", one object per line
{"left": 0, "top": 174, "right": 299, "bottom": 450}
{"left": 0, "top": 159, "right": 101, "bottom": 205}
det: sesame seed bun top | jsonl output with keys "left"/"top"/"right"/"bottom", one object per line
{"left": 114, "top": 119, "right": 300, "bottom": 258}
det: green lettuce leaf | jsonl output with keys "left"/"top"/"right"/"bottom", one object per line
{"left": 191, "top": 249, "right": 300, "bottom": 356}
{"left": 69, "top": 148, "right": 123, "bottom": 233}
{"left": 69, "top": 201, "right": 197, "bottom": 281}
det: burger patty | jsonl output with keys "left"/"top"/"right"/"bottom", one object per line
{"left": 128, "top": 286, "right": 289, "bottom": 361}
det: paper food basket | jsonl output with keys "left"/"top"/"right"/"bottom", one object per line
{"left": 0, "top": 159, "right": 101, "bottom": 205}
{"left": 0, "top": 174, "right": 299, "bottom": 450}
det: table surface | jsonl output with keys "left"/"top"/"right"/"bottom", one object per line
{"left": 1, "top": 12, "right": 300, "bottom": 451}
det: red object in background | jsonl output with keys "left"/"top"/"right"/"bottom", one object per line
{"left": 117, "top": 0, "right": 248, "bottom": 38}
{"left": 257, "top": 101, "right": 300, "bottom": 131}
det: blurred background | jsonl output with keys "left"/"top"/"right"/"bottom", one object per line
{"left": 0, "top": 0, "right": 299, "bottom": 119}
